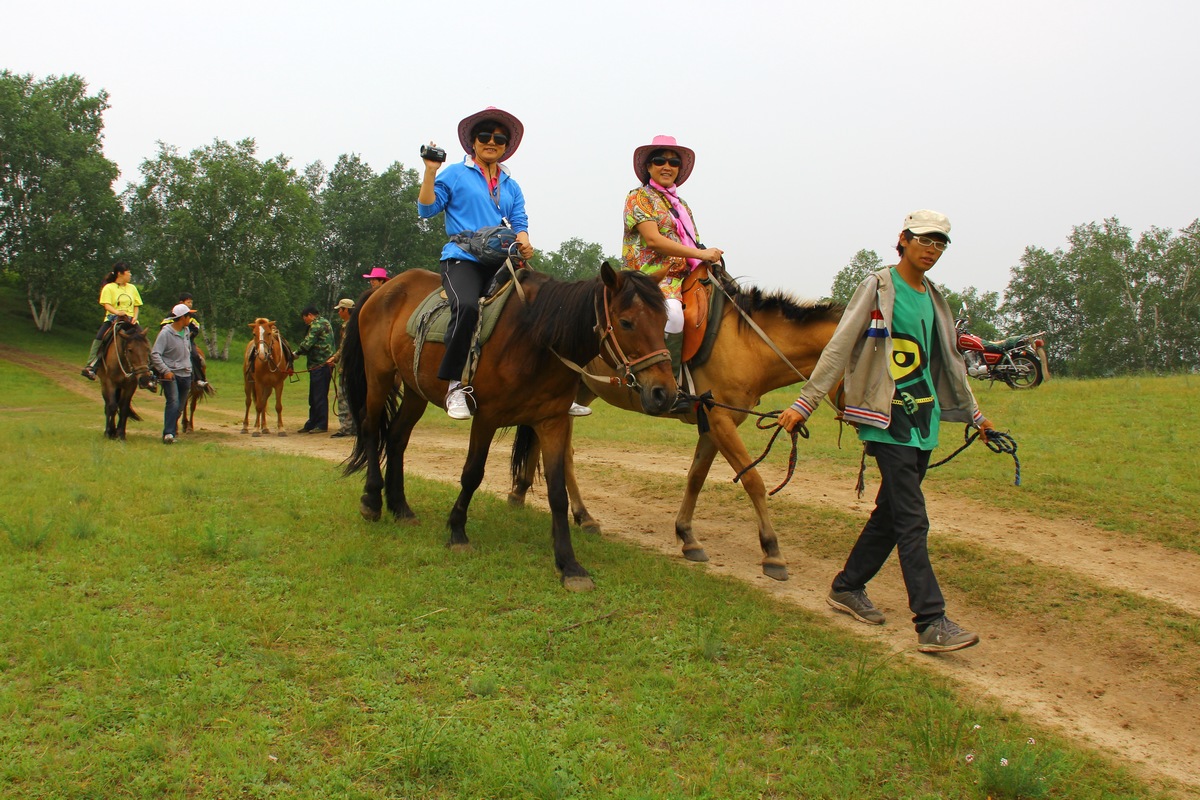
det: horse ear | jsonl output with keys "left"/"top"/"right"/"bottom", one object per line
{"left": 600, "top": 260, "right": 620, "bottom": 290}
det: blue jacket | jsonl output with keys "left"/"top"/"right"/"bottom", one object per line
{"left": 417, "top": 156, "right": 529, "bottom": 263}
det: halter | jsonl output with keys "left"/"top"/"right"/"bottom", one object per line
{"left": 255, "top": 324, "right": 289, "bottom": 372}
{"left": 552, "top": 282, "right": 671, "bottom": 392}
{"left": 109, "top": 323, "right": 154, "bottom": 382}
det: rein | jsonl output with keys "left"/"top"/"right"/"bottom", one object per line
{"left": 928, "top": 426, "right": 1021, "bottom": 485}
{"left": 110, "top": 326, "right": 154, "bottom": 382}
{"left": 692, "top": 393, "right": 810, "bottom": 496}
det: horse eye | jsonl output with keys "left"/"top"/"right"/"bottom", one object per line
{"left": 619, "top": 319, "right": 634, "bottom": 331}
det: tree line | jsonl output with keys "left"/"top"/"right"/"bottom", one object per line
{"left": 4, "top": 72, "right": 1196, "bottom": 374}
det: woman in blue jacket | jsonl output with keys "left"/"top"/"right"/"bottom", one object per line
{"left": 417, "top": 106, "right": 538, "bottom": 420}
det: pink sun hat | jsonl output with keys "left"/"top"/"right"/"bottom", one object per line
{"left": 362, "top": 267, "right": 389, "bottom": 280}
{"left": 632, "top": 135, "right": 696, "bottom": 186}
{"left": 457, "top": 106, "right": 525, "bottom": 162}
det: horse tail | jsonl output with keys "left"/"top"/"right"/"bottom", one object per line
{"left": 510, "top": 424, "right": 541, "bottom": 487}
{"left": 342, "top": 307, "right": 371, "bottom": 475}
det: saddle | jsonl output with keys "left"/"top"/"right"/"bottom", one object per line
{"left": 406, "top": 265, "right": 521, "bottom": 389}
{"left": 678, "top": 263, "right": 734, "bottom": 369}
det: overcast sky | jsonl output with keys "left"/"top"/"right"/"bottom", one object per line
{"left": 8, "top": 0, "right": 1198, "bottom": 299}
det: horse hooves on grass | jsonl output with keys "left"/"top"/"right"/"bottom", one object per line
{"left": 562, "top": 575, "right": 596, "bottom": 593}
{"left": 359, "top": 505, "right": 381, "bottom": 522}
{"left": 682, "top": 545, "right": 709, "bottom": 563}
{"left": 506, "top": 492, "right": 526, "bottom": 508}
{"left": 762, "top": 560, "right": 790, "bottom": 582}
{"left": 579, "top": 519, "right": 602, "bottom": 535}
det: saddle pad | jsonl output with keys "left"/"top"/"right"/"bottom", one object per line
{"left": 405, "top": 280, "right": 516, "bottom": 345}
{"left": 680, "top": 265, "right": 711, "bottom": 363}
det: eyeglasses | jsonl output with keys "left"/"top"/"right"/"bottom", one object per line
{"left": 475, "top": 132, "right": 509, "bottom": 146}
{"left": 650, "top": 156, "right": 682, "bottom": 168}
{"left": 913, "top": 235, "right": 949, "bottom": 252}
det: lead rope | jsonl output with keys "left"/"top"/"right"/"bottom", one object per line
{"left": 853, "top": 426, "right": 1021, "bottom": 498}
{"left": 693, "top": 394, "right": 810, "bottom": 496}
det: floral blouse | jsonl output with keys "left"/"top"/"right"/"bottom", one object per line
{"left": 622, "top": 186, "right": 700, "bottom": 300}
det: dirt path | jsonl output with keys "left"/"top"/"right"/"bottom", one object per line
{"left": 8, "top": 345, "right": 1198, "bottom": 796}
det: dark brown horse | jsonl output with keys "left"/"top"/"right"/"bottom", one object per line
{"left": 95, "top": 320, "right": 158, "bottom": 440}
{"left": 242, "top": 318, "right": 290, "bottom": 437}
{"left": 341, "top": 263, "right": 676, "bottom": 590}
{"left": 510, "top": 281, "right": 843, "bottom": 581}
{"left": 180, "top": 344, "right": 214, "bottom": 433}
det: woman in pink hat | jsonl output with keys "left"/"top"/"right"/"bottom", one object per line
{"left": 623, "top": 135, "right": 724, "bottom": 411}
{"left": 362, "top": 267, "right": 389, "bottom": 290}
{"left": 417, "top": 106, "right": 554, "bottom": 420}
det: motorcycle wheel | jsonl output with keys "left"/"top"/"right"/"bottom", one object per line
{"left": 1006, "top": 354, "right": 1043, "bottom": 389}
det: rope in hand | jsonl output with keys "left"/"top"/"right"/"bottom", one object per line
{"left": 928, "top": 425, "right": 1021, "bottom": 486}
{"left": 689, "top": 392, "right": 809, "bottom": 496}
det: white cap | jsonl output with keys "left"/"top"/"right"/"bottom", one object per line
{"left": 903, "top": 209, "right": 951, "bottom": 241}
{"left": 169, "top": 303, "right": 194, "bottom": 320}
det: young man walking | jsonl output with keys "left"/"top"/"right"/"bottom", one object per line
{"left": 778, "top": 210, "right": 997, "bottom": 653}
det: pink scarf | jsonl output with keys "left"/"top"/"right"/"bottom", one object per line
{"left": 649, "top": 180, "right": 701, "bottom": 272}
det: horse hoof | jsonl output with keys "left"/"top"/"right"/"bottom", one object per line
{"left": 447, "top": 542, "right": 473, "bottom": 553}
{"left": 360, "top": 504, "right": 381, "bottom": 522}
{"left": 277, "top": 431, "right": 287, "bottom": 437}
{"left": 506, "top": 492, "right": 526, "bottom": 508}
{"left": 252, "top": 431, "right": 261, "bottom": 438}
{"left": 562, "top": 575, "right": 596, "bottom": 593}
{"left": 241, "top": 429, "right": 249, "bottom": 434}
{"left": 682, "top": 545, "right": 709, "bottom": 563}
{"left": 762, "top": 560, "right": 789, "bottom": 582}
{"left": 579, "top": 519, "right": 601, "bottom": 535}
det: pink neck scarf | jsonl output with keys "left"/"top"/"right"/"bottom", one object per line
{"left": 649, "top": 180, "right": 701, "bottom": 271}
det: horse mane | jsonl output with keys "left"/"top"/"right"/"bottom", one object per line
{"left": 730, "top": 284, "right": 844, "bottom": 331}
{"left": 519, "top": 268, "right": 664, "bottom": 358}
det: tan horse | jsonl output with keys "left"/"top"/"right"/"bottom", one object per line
{"left": 340, "top": 263, "right": 676, "bottom": 590}
{"left": 510, "top": 281, "right": 843, "bottom": 581}
{"left": 96, "top": 320, "right": 158, "bottom": 440}
{"left": 241, "top": 318, "right": 290, "bottom": 437}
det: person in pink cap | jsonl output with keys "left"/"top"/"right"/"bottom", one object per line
{"left": 362, "top": 267, "right": 389, "bottom": 290}
{"left": 623, "top": 135, "right": 724, "bottom": 412}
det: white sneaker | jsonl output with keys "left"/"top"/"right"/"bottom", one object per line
{"left": 445, "top": 386, "right": 473, "bottom": 420}
{"left": 163, "top": 434, "right": 175, "bottom": 444}
{"left": 568, "top": 402, "right": 592, "bottom": 417}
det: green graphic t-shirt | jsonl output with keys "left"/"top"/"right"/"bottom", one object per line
{"left": 860, "top": 268, "right": 942, "bottom": 450}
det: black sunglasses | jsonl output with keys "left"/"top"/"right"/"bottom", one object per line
{"left": 475, "top": 132, "right": 509, "bottom": 146}
{"left": 650, "top": 156, "right": 682, "bottom": 168}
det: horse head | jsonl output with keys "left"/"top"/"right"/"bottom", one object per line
{"left": 597, "top": 262, "right": 676, "bottom": 416}
{"left": 114, "top": 322, "right": 158, "bottom": 391}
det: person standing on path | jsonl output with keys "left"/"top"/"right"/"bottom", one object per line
{"left": 325, "top": 298, "right": 357, "bottom": 438}
{"left": 293, "top": 305, "right": 335, "bottom": 433}
{"left": 778, "top": 209, "right": 997, "bottom": 653}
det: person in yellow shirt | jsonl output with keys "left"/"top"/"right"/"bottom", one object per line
{"left": 81, "top": 262, "right": 143, "bottom": 380}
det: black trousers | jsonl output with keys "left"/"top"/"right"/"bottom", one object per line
{"left": 304, "top": 364, "right": 331, "bottom": 430}
{"left": 437, "top": 258, "right": 490, "bottom": 383}
{"left": 831, "top": 441, "right": 946, "bottom": 632}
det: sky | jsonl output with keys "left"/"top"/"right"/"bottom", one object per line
{"left": 7, "top": 0, "right": 1199, "bottom": 299}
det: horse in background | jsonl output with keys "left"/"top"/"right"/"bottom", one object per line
{"left": 95, "top": 320, "right": 158, "bottom": 440}
{"left": 242, "top": 318, "right": 291, "bottom": 437}
{"left": 179, "top": 345, "right": 215, "bottom": 433}
{"left": 340, "top": 263, "right": 676, "bottom": 591}
{"left": 510, "top": 274, "right": 843, "bottom": 581}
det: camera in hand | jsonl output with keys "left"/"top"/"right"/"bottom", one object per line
{"left": 420, "top": 144, "right": 446, "bottom": 163}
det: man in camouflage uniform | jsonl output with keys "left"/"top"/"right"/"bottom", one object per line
{"left": 294, "top": 305, "right": 335, "bottom": 433}
{"left": 325, "top": 298, "right": 357, "bottom": 438}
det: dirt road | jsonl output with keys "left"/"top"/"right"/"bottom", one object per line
{"left": 11, "top": 345, "right": 1197, "bottom": 796}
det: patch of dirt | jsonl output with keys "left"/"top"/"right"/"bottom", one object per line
{"left": 7, "top": 344, "right": 1198, "bottom": 797}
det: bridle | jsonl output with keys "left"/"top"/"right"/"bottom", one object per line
{"left": 255, "top": 323, "right": 288, "bottom": 372}
{"left": 552, "top": 282, "right": 670, "bottom": 392}
{"left": 109, "top": 324, "right": 155, "bottom": 384}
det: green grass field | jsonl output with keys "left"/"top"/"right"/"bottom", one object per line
{"left": 0, "top": 283, "right": 1192, "bottom": 798}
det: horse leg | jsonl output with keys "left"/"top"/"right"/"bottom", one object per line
{"left": 383, "top": 390, "right": 428, "bottom": 523}
{"left": 102, "top": 383, "right": 120, "bottom": 439}
{"left": 704, "top": 413, "right": 788, "bottom": 581}
{"left": 115, "top": 385, "right": 133, "bottom": 441}
{"left": 242, "top": 378, "right": 253, "bottom": 434}
{"left": 676, "top": 434, "right": 720, "bottom": 563}
{"left": 359, "top": 370, "right": 397, "bottom": 522}
{"left": 537, "top": 417, "right": 594, "bottom": 591}
{"left": 506, "top": 429, "right": 540, "bottom": 507}
{"left": 562, "top": 434, "right": 600, "bottom": 533}
{"left": 273, "top": 382, "right": 285, "bottom": 436}
{"left": 446, "top": 421, "right": 498, "bottom": 551}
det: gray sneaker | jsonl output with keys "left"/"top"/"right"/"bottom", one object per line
{"left": 827, "top": 588, "right": 885, "bottom": 625}
{"left": 917, "top": 616, "right": 980, "bottom": 653}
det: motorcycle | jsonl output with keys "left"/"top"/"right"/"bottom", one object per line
{"left": 955, "top": 304, "right": 1048, "bottom": 390}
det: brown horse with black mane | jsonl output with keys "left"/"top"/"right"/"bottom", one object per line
{"left": 340, "top": 263, "right": 676, "bottom": 590}
{"left": 242, "top": 318, "right": 291, "bottom": 437}
{"left": 95, "top": 320, "right": 158, "bottom": 440}
{"left": 510, "top": 274, "right": 843, "bottom": 581}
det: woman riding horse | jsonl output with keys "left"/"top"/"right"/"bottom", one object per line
{"left": 82, "top": 262, "right": 142, "bottom": 380}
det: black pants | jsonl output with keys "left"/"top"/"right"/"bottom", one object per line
{"left": 831, "top": 441, "right": 945, "bottom": 632}
{"left": 304, "top": 364, "right": 331, "bottom": 430}
{"left": 437, "top": 258, "right": 490, "bottom": 383}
